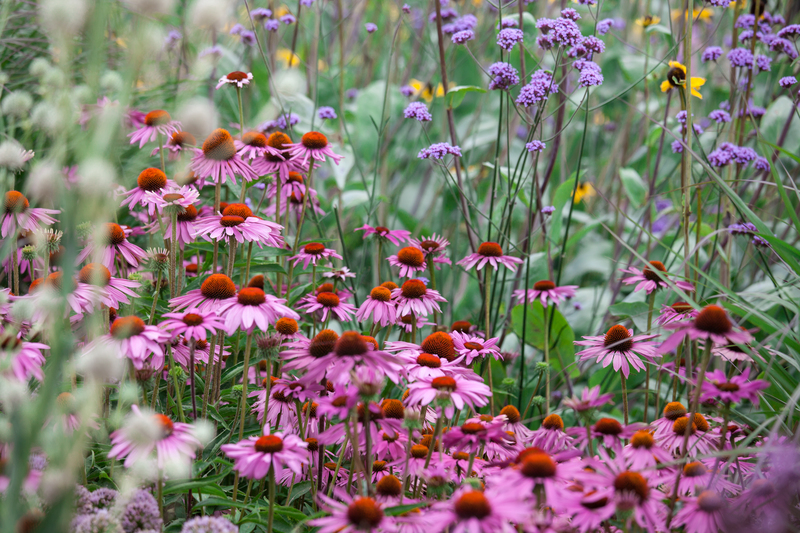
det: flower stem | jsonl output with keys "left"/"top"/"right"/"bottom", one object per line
{"left": 620, "top": 374, "right": 629, "bottom": 426}
{"left": 543, "top": 304, "right": 550, "bottom": 416}
{"left": 148, "top": 270, "right": 162, "bottom": 325}
{"left": 170, "top": 211, "right": 178, "bottom": 299}
{"left": 267, "top": 465, "right": 276, "bottom": 533}
{"left": 167, "top": 345, "right": 185, "bottom": 423}
{"left": 238, "top": 333, "right": 254, "bottom": 441}
{"left": 158, "top": 133, "right": 165, "bottom": 175}
{"left": 644, "top": 291, "right": 655, "bottom": 424}
{"left": 188, "top": 339, "right": 197, "bottom": 420}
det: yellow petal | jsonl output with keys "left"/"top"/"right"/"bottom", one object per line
{"left": 660, "top": 80, "right": 672, "bottom": 93}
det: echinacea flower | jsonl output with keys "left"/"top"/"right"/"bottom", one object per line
{"left": 620, "top": 260, "right": 694, "bottom": 294}
{"left": 286, "top": 131, "right": 344, "bottom": 167}
{"left": 563, "top": 385, "right": 613, "bottom": 412}
{"left": 118, "top": 168, "right": 173, "bottom": 215}
{"left": 160, "top": 308, "right": 223, "bottom": 342}
{"left": 451, "top": 330, "right": 501, "bottom": 365}
{"left": 251, "top": 131, "right": 302, "bottom": 183}
{"left": 0, "top": 336, "right": 49, "bottom": 382}
{"left": 288, "top": 242, "right": 342, "bottom": 270}
{"left": 77, "top": 223, "right": 148, "bottom": 274}
{"left": 442, "top": 418, "right": 510, "bottom": 454}
{"left": 108, "top": 405, "right": 201, "bottom": 469}
{"left": 576, "top": 325, "right": 660, "bottom": 378}
{"left": 392, "top": 279, "right": 447, "bottom": 319}
{"left": 150, "top": 130, "right": 196, "bottom": 160}
{"left": 169, "top": 273, "right": 238, "bottom": 312}
{"left": 142, "top": 185, "right": 199, "bottom": 217}
{"left": 622, "top": 430, "right": 674, "bottom": 470}
{"left": 76, "top": 263, "right": 140, "bottom": 310}
{"left": 190, "top": 128, "right": 258, "bottom": 186}
{"left": 672, "top": 490, "right": 728, "bottom": 533}
{"left": 406, "top": 374, "right": 491, "bottom": 418}
{"left": 220, "top": 428, "right": 308, "bottom": 480}
{"left": 193, "top": 210, "right": 284, "bottom": 247}
{"left": 1, "top": 191, "right": 59, "bottom": 239}
{"left": 312, "top": 492, "right": 393, "bottom": 533}
{"left": 387, "top": 246, "right": 427, "bottom": 278}
{"left": 128, "top": 110, "right": 181, "bottom": 149}
{"left": 216, "top": 287, "right": 299, "bottom": 334}
{"left": 356, "top": 286, "right": 397, "bottom": 327}
{"left": 656, "top": 301, "right": 699, "bottom": 326}
{"left": 700, "top": 368, "right": 768, "bottom": 405}
{"left": 433, "top": 485, "right": 530, "bottom": 533}
{"left": 660, "top": 61, "right": 705, "bottom": 99}
{"left": 356, "top": 224, "right": 411, "bottom": 246}
{"left": 659, "top": 304, "right": 753, "bottom": 353}
{"left": 100, "top": 316, "right": 172, "bottom": 370}
{"left": 457, "top": 242, "right": 523, "bottom": 272}
{"left": 656, "top": 412, "right": 715, "bottom": 455}
{"left": 513, "top": 280, "right": 578, "bottom": 307}
{"left": 215, "top": 70, "right": 253, "bottom": 90}
{"left": 235, "top": 131, "right": 281, "bottom": 161}
{"left": 297, "top": 291, "right": 357, "bottom": 323}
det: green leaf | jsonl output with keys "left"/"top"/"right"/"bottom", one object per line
{"left": 510, "top": 303, "right": 578, "bottom": 377}
{"left": 234, "top": 262, "right": 287, "bottom": 274}
{"left": 608, "top": 301, "right": 650, "bottom": 319}
{"left": 446, "top": 85, "right": 487, "bottom": 109}
{"left": 619, "top": 167, "right": 647, "bottom": 207}
{"left": 385, "top": 502, "right": 426, "bottom": 516}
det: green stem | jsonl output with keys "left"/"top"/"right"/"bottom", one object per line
{"left": 267, "top": 465, "right": 276, "bottom": 533}
{"left": 644, "top": 291, "right": 655, "bottom": 424}
{"left": 148, "top": 270, "right": 162, "bottom": 326}
{"left": 543, "top": 305, "right": 550, "bottom": 415}
{"left": 238, "top": 333, "right": 254, "bottom": 441}
{"left": 621, "top": 374, "right": 629, "bottom": 426}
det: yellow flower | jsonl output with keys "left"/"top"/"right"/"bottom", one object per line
{"left": 659, "top": 61, "right": 705, "bottom": 99}
{"left": 635, "top": 15, "right": 661, "bottom": 27}
{"left": 409, "top": 78, "right": 449, "bottom": 102}
{"left": 276, "top": 48, "right": 300, "bottom": 68}
{"left": 573, "top": 182, "right": 595, "bottom": 204}
{"left": 671, "top": 7, "right": 714, "bottom": 22}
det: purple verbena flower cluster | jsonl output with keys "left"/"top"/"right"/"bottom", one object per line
{"left": 488, "top": 62, "right": 520, "bottom": 91}
{"left": 515, "top": 70, "right": 559, "bottom": 107}
{"left": 418, "top": 142, "right": 462, "bottom": 160}
{"left": 404, "top": 102, "right": 433, "bottom": 122}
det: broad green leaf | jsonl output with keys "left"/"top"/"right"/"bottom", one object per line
{"left": 446, "top": 85, "right": 487, "bottom": 109}
{"left": 510, "top": 303, "right": 578, "bottom": 378}
{"left": 619, "top": 167, "right": 647, "bottom": 207}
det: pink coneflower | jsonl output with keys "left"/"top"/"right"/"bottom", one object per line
{"left": 396, "top": 350, "right": 472, "bottom": 381}
{"left": 570, "top": 418, "right": 641, "bottom": 454}
{"left": 672, "top": 490, "right": 728, "bottom": 533}
{"left": 576, "top": 325, "right": 660, "bottom": 378}
{"left": 169, "top": 273, "right": 238, "bottom": 312}
{"left": 387, "top": 246, "right": 427, "bottom": 278}
{"left": 216, "top": 287, "right": 299, "bottom": 334}
{"left": 660, "top": 304, "right": 753, "bottom": 353}
{"left": 108, "top": 405, "right": 201, "bottom": 469}
{"left": 252, "top": 383, "right": 298, "bottom": 428}
{"left": 356, "top": 286, "right": 397, "bottom": 327}
{"left": 356, "top": 224, "right": 411, "bottom": 246}
{"left": 119, "top": 168, "right": 172, "bottom": 215}
{"left": 280, "top": 329, "right": 338, "bottom": 374}
{"left": 235, "top": 131, "right": 281, "bottom": 161}
{"left": 266, "top": 171, "right": 307, "bottom": 202}
{"left": 322, "top": 266, "right": 356, "bottom": 281}
{"left": 666, "top": 460, "right": 739, "bottom": 496}
{"left": 162, "top": 204, "right": 198, "bottom": 250}
{"left": 620, "top": 260, "right": 695, "bottom": 294}
{"left": 312, "top": 492, "right": 393, "bottom": 533}
{"left": 76, "top": 263, "right": 140, "bottom": 310}
{"left": 457, "top": 242, "right": 523, "bottom": 272}
{"left": 310, "top": 332, "right": 403, "bottom": 385}
{"left": 529, "top": 414, "right": 572, "bottom": 453}
{"left": 286, "top": 131, "right": 344, "bottom": 167}
{"left": 220, "top": 428, "right": 308, "bottom": 479}
{"left": 496, "top": 405, "right": 534, "bottom": 443}
{"left": 150, "top": 131, "right": 196, "bottom": 160}
{"left": 216, "top": 70, "right": 253, "bottom": 90}
{"left": 251, "top": 131, "right": 303, "bottom": 183}
{"left": 103, "top": 316, "right": 171, "bottom": 370}
{"left": 500, "top": 449, "right": 590, "bottom": 503}
{"left": 172, "top": 337, "right": 227, "bottom": 368}
{"left": 656, "top": 413, "right": 715, "bottom": 455}
{"left": 396, "top": 312, "right": 433, "bottom": 334}
{"left": 563, "top": 385, "right": 614, "bottom": 413}
{"left": 142, "top": 185, "right": 199, "bottom": 216}
{"left": 392, "top": 279, "right": 446, "bottom": 319}
{"left": 128, "top": 110, "right": 181, "bottom": 149}
{"left": 433, "top": 485, "right": 530, "bottom": 533}
{"left": 451, "top": 331, "right": 501, "bottom": 365}
{"left": 700, "top": 368, "right": 767, "bottom": 405}
{"left": 656, "top": 301, "right": 698, "bottom": 326}
{"left": 1, "top": 337, "right": 48, "bottom": 382}
{"left": 406, "top": 374, "right": 491, "bottom": 418}
{"left": 77, "top": 223, "right": 148, "bottom": 274}
{"left": 712, "top": 338, "right": 755, "bottom": 362}
{"left": 443, "top": 418, "right": 509, "bottom": 454}
{"left": 193, "top": 211, "right": 284, "bottom": 248}
{"left": 190, "top": 128, "right": 258, "bottom": 186}
{"left": 288, "top": 242, "right": 342, "bottom": 270}
{"left": 160, "top": 308, "right": 223, "bottom": 341}
{"left": 298, "top": 291, "right": 356, "bottom": 322}
{"left": 316, "top": 382, "right": 359, "bottom": 420}
{"left": 410, "top": 233, "right": 450, "bottom": 259}
{"left": 1, "top": 191, "right": 59, "bottom": 238}
{"left": 513, "top": 280, "right": 578, "bottom": 307}
{"left": 651, "top": 401, "right": 689, "bottom": 439}
{"left": 622, "top": 430, "right": 673, "bottom": 470}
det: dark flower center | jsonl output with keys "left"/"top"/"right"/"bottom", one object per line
{"left": 107, "top": 223, "right": 126, "bottom": 246}
{"left": 534, "top": 280, "right": 556, "bottom": 291}
{"left": 309, "top": 330, "right": 338, "bottom": 357}
{"left": 369, "top": 286, "right": 392, "bottom": 302}
{"left": 171, "top": 131, "right": 196, "bottom": 147}
{"left": 420, "top": 239, "right": 440, "bottom": 251}
{"left": 410, "top": 444, "right": 429, "bottom": 458}
{"left": 275, "top": 317, "right": 298, "bottom": 335}
{"left": 642, "top": 260, "right": 667, "bottom": 283}
{"left": 202, "top": 128, "right": 237, "bottom": 161}
{"left": 220, "top": 215, "right": 244, "bottom": 227}
{"left": 153, "top": 414, "right": 174, "bottom": 437}
{"left": 451, "top": 320, "right": 471, "bottom": 333}
{"left": 79, "top": 263, "right": 111, "bottom": 287}
{"left": 334, "top": 331, "right": 368, "bottom": 356}
{"left": 137, "top": 168, "right": 167, "bottom": 191}
{"left": 225, "top": 71, "right": 249, "bottom": 82}
{"left": 254, "top": 435, "right": 284, "bottom": 453}
{"left": 693, "top": 305, "right": 733, "bottom": 335}
{"left": 663, "top": 401, "right": 687, "bottom": 420}
{"left": 238, "top": 287, "right": 266, "bottom": 306}
{"left": 460, "top": 422, "right": 485, "bottom": 435}
{"left": 301, "top": 131, "right": 328, "bottom": 150}
{"left": 594, "top": 418, "right": 623, "bottom": 435}
{"left": 381, "top": 399, "right": 405, "bottom": 419}
{"left": 421, "top": 332, "right": 455, "bottom": 361}
{"left": 222, "top": 203, "right": 253, "bottom": 218}
{"left": 630, "top": 431, "right": 654, "bottom": 449}
{"left": 454, "top": 491, "right": 492, "bottom": 520}
{"left": 4, "top": 191, "right": 29, "bottom": 214}
{"left": 604, "top": 325, "right": 634, "bottom": 352}
{"left": 144, "top": 110, "right": 171, "bottom": 126}
{"left": 416, "top": 353, "right": 441, "bottom": 368}
{"left": 316, "top": 292, "right": 340, "bottom": 308}
{"left": 182, "top": 313, "right": 204, "bottom": 326}
{"left": 520, "top": 453, "right": 557, "bottom": 478}
{"left": 397, "top": 247, "right": 424, "bottom": 267}
{"left": 477, "top": 241, "right": 503, "bottom": 257}
{"left": 304, "top": 242, "right": 326, "bottom": 255}
{"left": 200, "top": 274, "right": 237, "bottom": 299}
{"left": 684, "top": 461, "right": 708, "bottom": 477}
{"left": 666, "top": 66, "right": 686, "bottom": 88}
{"left": 614, "top": 471, "right": 649, "bottom": 502}
{"left": 110, "top": 316, "right": 145, "bottom": 339}
{"left": 376, "top": 475, "right": 402, "bottom": 497}
{"left": 697, "top": 491, "right": 725, "bottom": 512}
{"left": 716, "top": 381, "right": 740, "bottom": 392}
{"left": 500, "top": 405, "right": 520, "bottom": 424}
{"left": 542, "top": 414, "right": 564, "bottom": 431}
{"left": 177, "top": 204, "right": 198, "bottom": 222}
{"left": 463, "top": 341, "right": 484, "bottom": 351}
{"left": 400, "top": 279, "right": 427, "bottom": 299}
{"left": 431, "top": 376, "right": 457, "bottom": 391}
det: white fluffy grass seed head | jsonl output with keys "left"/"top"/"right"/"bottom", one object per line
{"left": 177, "top": 97, "right": 218, "bottom": 139}
{"left": 1, "top": 91, "right": 34, "bottom": 118}
{"left": 38, "top": 0, "right": 88, "bottom": 38}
